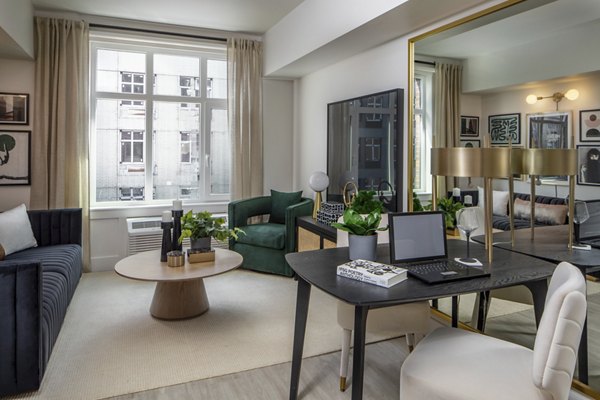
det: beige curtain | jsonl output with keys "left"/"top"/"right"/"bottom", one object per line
{"left": 433, "top": 63, "right": 462, "bottom": 197}
{"left": 32, "top": 17, "right": 90, "bottom": 269}
{"left": 227, "top": 38, "right": 263, "bottom": 200}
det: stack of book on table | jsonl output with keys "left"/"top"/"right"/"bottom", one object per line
{"left": 337, "top": 259, "right": 408, "bottom": 288}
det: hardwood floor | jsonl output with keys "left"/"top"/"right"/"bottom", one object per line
{"left": 108, "top": 338, "right": 410, "bottom": 400}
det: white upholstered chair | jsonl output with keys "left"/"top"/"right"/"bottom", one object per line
{"left": 400, "top": 261, "right": 587, "bottom": 400}
{"left": 336, "top": 214, "right": 431, "bottom": 391}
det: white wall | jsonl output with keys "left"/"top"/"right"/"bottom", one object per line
{"left": 0, "top": 58, "right": 34, "bottom": 211}
{"left": 293, "top": 0, "right": 504, "bottom": 209}
{"left": 295, "top": 38, "right": 408, "bottom": 200}
{"left": 263, "top": 78, "right": 294, "bottom": 193}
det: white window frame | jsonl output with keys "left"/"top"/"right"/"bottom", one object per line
{"left": 414, "top": 66, "right": 434, "bottom": 195}
{"left": 90, "top": 33, "right": 227, "bottom": 208}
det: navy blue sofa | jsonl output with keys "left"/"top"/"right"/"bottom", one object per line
{"left": 0, "top": 208, "right": 82, "bottom": 396}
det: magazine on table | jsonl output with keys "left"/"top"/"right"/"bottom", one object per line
{"left": 336, "top": 259, "right": 408, "bottom": 288}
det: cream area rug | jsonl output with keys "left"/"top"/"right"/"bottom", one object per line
{"left": 8, "top": 270, "right": 400, "bottom": 400}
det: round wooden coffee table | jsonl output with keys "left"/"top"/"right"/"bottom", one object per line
{"left": 115, "top": 248, "right": 243, "bottom": 320}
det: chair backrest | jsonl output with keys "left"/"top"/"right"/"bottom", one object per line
{"left": 532, "top": 261, "right": 587, "bottom": 400}
{"left": 336, "top": 213, "right": 389, "bottom": 247}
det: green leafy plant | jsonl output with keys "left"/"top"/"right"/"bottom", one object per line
{"left": 331, "top": 209, "right": 388, "bottom": 236}
{"left": 179, "top": 210, "right": 244, "bottom": 244}
{"left": 349, "top": 190, "right": 384, "bottom": 214}
{"left": 425, "top": 197, "right": 464, "bottom": 229}
{"left": 413, "top": 191, "right": 424, "bottom": 212}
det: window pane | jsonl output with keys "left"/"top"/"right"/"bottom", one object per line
{"left": 154, "top": 54, "right": 200, "bottom": 97}
{"left": 207, "top": 60, "right": 227, "bottom": 98}
{"left": 414, "top": 77, "right": 422, "bottom": 109}
{"left": 210, "top": 109, "right": 230, "bottom": 194}
{"left": 121, "top": 142, "right": 131, "bottom": 162}
{"left": 153, "top": 102, "right": 201, "bottom": 200}
{"left": 95, "top": 99, "right": 146, "bottom": 202}
{"left": 133, "top": 142, "right": 144, "bottom": 162}
{"left": 96, "top": 49, "right": 145, "bottom": 93}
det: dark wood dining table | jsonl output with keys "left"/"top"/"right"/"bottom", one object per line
{"left": 286, "top": 239, "right": 557, "bottom": 400}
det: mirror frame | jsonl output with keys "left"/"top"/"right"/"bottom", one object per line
{"left": 406, "top": 0, "right": 526, "bottom": 210}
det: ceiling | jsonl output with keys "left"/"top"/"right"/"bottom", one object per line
{"left": 32, "top": 0, "right": 305, "bottom": 34}
{"left": 416, "top": 0, "right": 600, "bottom": 59}
{"left": 415, "top": 0, "right": 600, "bottom": 93}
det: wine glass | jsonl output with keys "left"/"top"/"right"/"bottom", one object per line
{"left": 573, "top": 201, "right": 590, "bottom": 246}
{"left": 573, "top": 201, "right": 590, "bottom": 225}
{"left": 456, "top": 207, "right": 479, "bottom": 262}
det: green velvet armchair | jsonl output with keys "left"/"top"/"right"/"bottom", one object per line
{"left": 228, "top": 194, "right": 313, "bottom": 277}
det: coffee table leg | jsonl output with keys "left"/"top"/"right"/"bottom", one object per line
{"left": 150, "top": 279, "right": 209, "bottom": 320}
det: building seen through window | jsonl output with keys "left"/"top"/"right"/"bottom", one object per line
{"left": 91, "top": 36, "right": 228, "bottom": 205}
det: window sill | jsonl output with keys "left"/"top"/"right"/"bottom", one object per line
{"left": 90, "top": 201, "right": 229, "bottom": 220}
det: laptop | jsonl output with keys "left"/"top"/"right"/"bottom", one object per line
{"left": 388, "top": 211, "right": 490, "bottom": 284}
{"left": 575, "top": 200, "right": 600, "bottom": 248}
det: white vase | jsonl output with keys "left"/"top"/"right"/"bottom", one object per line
{"left": 348, "top": 234, "right": 378, "bottom": 261}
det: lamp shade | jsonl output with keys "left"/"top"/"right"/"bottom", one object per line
{"left": 309, "top": 171, "right": 329, "bottom": 192}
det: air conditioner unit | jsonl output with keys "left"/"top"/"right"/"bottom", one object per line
{"left": 126, "top": 214, "right": 228, "bottom": 256}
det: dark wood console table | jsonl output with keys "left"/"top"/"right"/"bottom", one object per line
{"left": 296, "top": 216, "right": 337, "bottom": 251}
{"left": 286, "top": 240, "right": 556, "bottom": 400}
{"left": 473, "top": 224, "right": 599, "bottom": 384}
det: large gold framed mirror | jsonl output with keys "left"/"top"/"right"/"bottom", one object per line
{"left": 407, "top": 0, "right": 600, "bottom": 395}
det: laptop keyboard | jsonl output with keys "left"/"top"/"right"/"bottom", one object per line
{"left": 410, "top": 260, "right": 466, "bottom": 274}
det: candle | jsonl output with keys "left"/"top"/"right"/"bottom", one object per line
{"left": 173, "top": 199, "right": 182, "bottom": 211}
{"left": 464, "top": 195, "right": 473, "bottom": 206}
{"left": 162, "top": 210, "right": 171, "bottom": 222}
{"left": 452, "top": 187, "right": 461, "bottom": 198}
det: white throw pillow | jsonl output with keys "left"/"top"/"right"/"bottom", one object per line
{"left": 477, "top": 186, "right": 510, "bottom": 216}
{"left": 0, "top": 204, "right": 38, "bottom": 259}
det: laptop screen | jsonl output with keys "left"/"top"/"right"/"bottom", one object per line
{"left": 389, "top": 211, "right": 448, "bottom": 263}
{"left": 577, "top": 200, "right": 600, "bottom": 241}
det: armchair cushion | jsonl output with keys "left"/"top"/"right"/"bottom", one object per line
{"left": 269, "top": 190, "right": 302, "bottom": 224}
{"left": 235, "top": 223, "right": 286, "bottom": 250}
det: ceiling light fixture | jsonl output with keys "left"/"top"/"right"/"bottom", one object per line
{"left": 525, "top": 89, "right": 579, "bottom": 110}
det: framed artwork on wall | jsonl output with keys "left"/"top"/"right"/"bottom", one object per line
{"left": 527, "top": 111, "right": 571, "bottom": 149}
{"left": 0, "top": 130, "right": 31, "bottom": 185}
{"left": 460, "top": 116, "right": 479, "bottom": 137}
{"left": 579, "top": 109, "right": 600, "bottom": 142}
{"left": 527, "top": 111, "right": 571, "bottom": 184}
{"left": 0, "top": 93, "right": 29, "bottom": 125}
{"left": 488, "top": 113, "right": 520, "bottom": 146}
{"left": 460, "top": 139, "right": 480, "bottom": 148}
{"left": 577, "top": 145, "right": 600, "bottom": 186}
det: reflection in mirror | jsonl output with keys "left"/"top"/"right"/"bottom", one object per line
{"left": 408, "top": 0, "right": 600, "bottom": 393}
{"left": 327, "top": 89, "right": 403, "bottom": 212}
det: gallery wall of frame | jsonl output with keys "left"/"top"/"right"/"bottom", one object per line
{"left": 578, "top": 109, "right": 600, "bottom": 187}
{"left": 0, "top": 92, "right": 31, "bottom": 186}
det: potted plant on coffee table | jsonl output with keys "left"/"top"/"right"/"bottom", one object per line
{"left": 332, "top": 208, "right": 388, "bottom": 261}
{"left": 179, "top": 210, "right": 244, "bottom": 252}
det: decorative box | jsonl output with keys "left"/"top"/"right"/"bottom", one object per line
{"left": 187, "top": 249, "right": 216, "bottom": 263}
{"left": 320, "top": 201, "right": 345, "bottom": 214}
{"left": 317, "top": 210, "right": 343, "bottom": 226}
